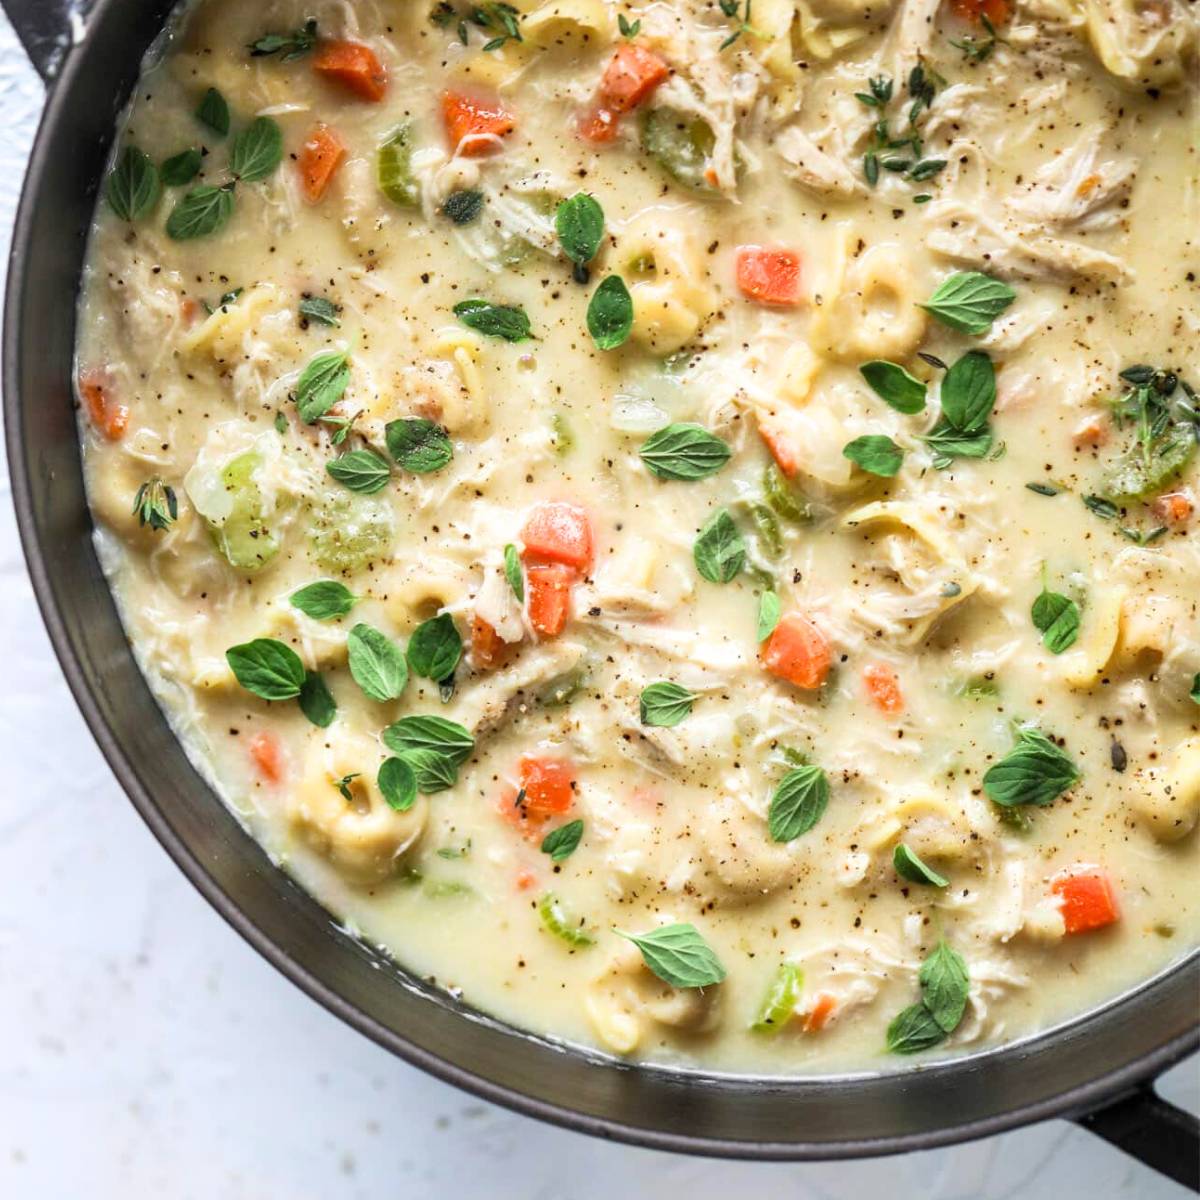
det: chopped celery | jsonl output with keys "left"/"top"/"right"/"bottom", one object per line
{"left": 310, "top": 490, "right": 394, "bottom": 573}
{"left": 747, "top": 501, "right": 783, "bottom": 558}
{"left": 536, "top": 662, "right": 589, "bottom": 707}
{"left": 551, "top": 412, "right": 574, "bottom": 455}
{"left": 186, "top": 449, "right": 280, "bottom": 572}
{"left": 639, "top": 108, "right": 717, "bottom": 193}
{"left": 1104, "top": 433, "right": 1195, "bottom": 502}
{"left": 538, "top": 892, "right": 594, "bottom": 947}
{"left": 762, "top": 462, "right": 812, "bottom": 525}
{"left": 751, "top": 962, "right": 803, "bottom": 1033}
{"left": 378, "top": 123, "right": 420, "bottom": 208}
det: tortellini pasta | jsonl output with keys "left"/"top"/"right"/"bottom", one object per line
{"left": 1133, "top": 737, "right": 1200, "bottom": 842}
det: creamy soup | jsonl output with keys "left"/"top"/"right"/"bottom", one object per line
{"left": 76, "top": 0, "right": 1198, "bottom": 1071}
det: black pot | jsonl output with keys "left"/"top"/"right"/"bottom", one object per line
{"left": 4, "top": 0, "right": 1197, "bottom": 1185}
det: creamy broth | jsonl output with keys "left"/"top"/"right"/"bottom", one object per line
{"left": 76, "top": 0, "right": 1198, "bottom": 1071}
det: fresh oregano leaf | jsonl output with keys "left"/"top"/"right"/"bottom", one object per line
{"left": 540, "top": 819, "right": 584, "bottom": 862}
{"left": 640, "top": 423, "right": 732, "bottom": 481}
{"left": 768, "top": 764, "right": 830, "bottom": 842}
{"left": 939, "top": 351, "right": 996, "bottom": 433}
{"left": 295, "top": 349, "right": 350, "bottom": 422}
{"left": 843, "top": 434, "right": 904, "bottom": 477}
{"left": 299, "top": 296, "right": 340, "bottom": 326}
{"left": 165, "top": 183, "right": 235, "bottom": 240}
{"left": 378, "top": 756, "right": 418, "bottom": 811}
{"left": 407, "top": 613, "right": 463, "bottom": 681}
{"left": 919, "top": 940, "right": 969, "bottom": 1033}
{"left": 290, "top": 580, "right": 356, "bottom": 621}
{"left": 617, "top": 924, "right": 726, "bottom": 988}
{"left": 757, "top": 589, "right": 782, "bottom": 642}
{"left": 893, "top": 843, "right": 948, "bottom": 887}
{"left": 298, "top": 670, "right": 336, "bottom": 728}
{"left": 442, "top": 188, "right": 484, "bottom": 224}
{"left": 385, "top": 418, "right": 453, "bottom": 473}
{"left": 921, "top": 271, "right": 1016, "bottom": 334}
{"left": 347, "top": 623, "right": 408, "bottom": 702}
{"left": 556, "top": 193, "right": 605, "bottom": 275}
{"left": 107, "top": 146, "right": 162, "bottom": 221}
{"left": 587, "top": 274, "right": 633, "bottom": 350}
{"left": 860, "top": 360, "right": 926, "bottom": 414}
{"left": 693, "top": 509, "right": 745, "bottom": 583}
{"left": 983, "top": 727, "right": 1080, "bottom": 808}
{"left": 1031, "top": 583, "right": 1080, "bottom": 654}
{"left": 327, "top": 449, "right": 391, "bottom": 494}
{"left": 639, "top": 682, "right": 696, "bottom": 727}
{"left": 226, "top": 637, "right": 306, "bottom": 700}
{"left": 160, "top": 148, "right": 202, "bottom": 187}
{"left": 504, "top": 543, "right": 524, "bottom": 601}
{"left": 195, "top": 87, "right": 230, "bottom": 136}
{"left": 383, "top": 714, "right": 475, "bottom": 765}
{"left": 886, "top": 1002, "right": 947, "bottom": 1054}
{"left": 453, "top": 298, "right": 531, "bottom": 341}
{"left": 230, "top": 116, "right": 284, "bottom": 182}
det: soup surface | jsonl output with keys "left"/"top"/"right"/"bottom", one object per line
{"left": 76, "top": 0, "right": 1199, "bottom": 1071}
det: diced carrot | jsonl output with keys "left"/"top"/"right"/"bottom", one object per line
{"left": 78, "top": 368, "right": 128, "bottom": 441}
{"left": 577, "top": 104, "right": 620, "bottom": 144}
{"left": 758, "top": 419, "right": 800, "bottom": 477}
{"left": 736, "top": 246, "right": 803, "bottom": 307}
{"left": 598, "top": 42, "right": 670, "bottom": 114}
{"left": 298, "top": 123, "right": 346, "bottom": 202}
{"left": 804, "top": 993, "right": 837, "bottom": 1033}
{"left": 312, "top": 40, "right": 387, "bottom": 102}
{"left": 180, "top": 297, "right": 201, "bottom": 324}
{"left": 1072, "top": 415, "right": 1109, "bottom": 447}
{"left": 520, "top": 502, "right": 594, "bottom": 572}
{"left": 441, "top": 89, "right": 516, "bottom": 156}
{"left": 863, "top": 662, "right": 903, "bottom": 715}
{"left": 527, "top": 563, "right": 575, "bottom": 637}
{"left": 471, "top": 614, "right": 514, "bottom": 669}
{"left": 515, "top": 869, "right": 537, "bottom": 891}
{"left": 1152, "top": 491, "right": 1193, "bottom": 525}
{"left": 248, "top": 730, "right": 283, "bottom": 784}
{"left": 761, "top": 614, "right": 832, "bottom": 690}
{"left": 499, "top": 754, "right": 576, "bottom": 837}
{"left": 949, "top": 0, "right": 1012, "bottom": 24}
{"left": 1050, "top": 866, "right": 1120, "bottom": 935}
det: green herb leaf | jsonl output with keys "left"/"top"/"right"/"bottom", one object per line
{"left": 587, "top": 274, "right": 634, "bottom": 350}
{"left": 886, "top": 1002, "right": 947, "bottom": 1054}
{"left": 290, "top": 580, "right": 356, "bottom": 621}
{"left": 407, "top": 613, "right": 463, "bottom": 681}
{"left": 693, "top": 509, "right": 745, "bottom": 583}
{"left": 843, "top": 434, "right": 904, "bottom": 477}
{"left": 378, "top": 756, "right": 418, "bottom": 811}
{"left": 1191, "top": 674, "right": 1200, "bottom": 705}
{"left": 617, "top": 924, "right": 726, "bottom": 989}
{"left": 248, "top": 19, "right": 318, "bottom": 59}
{"left": 399, "top": 747, "right": 459, "bottom": 793}
{"left": 922, "top": 421, "right": 994, "bottom": 467}
{"left": 919, "top": 940, "right": 969, "bottom": 1033}
{"left": 541, "top": 819, "right": 584, "bottom": 862}
{"left": 1031, "top": 579, "right": 1080, "bottom": 655}
{"left": 751, "top": 962, "right": 804, "bottom": 1033}
{"left": 295, "top": 350, "right": 350, "bottom": 423}
{"left": 1083, "top": 494, "right": 1120, "bottom": 521}
{"left": 860, "top": 361, "right": 926, "bottom": 414}
{"left": 195, "top": 87, "right": 230, "bottom": 136}
{"left": 939, "top": 351, "right": 995, "bottom": 433}
{"left": 768, "top": 765, "right": 830, "bottom": 842}
{"left": 921, "top": 271, "right": 1016, "bottom": 335}
{"left": 347, "top": 623, "right": 408, "bottom": 702}
{"left": 106, "top": 146, "right": 162, "bottom": 221}
{"left": 299, "top": 296, "right": 340, "bottom": 326}
{"left": 383, "top": 714, "right": 475, "bottom": 766}
{"left": 226, "top": 638, "right": 306, "bottom": 700}
{"left": 453, "top": 298, "right": 532, "bottom": 341}
{"left": 1026, "top": 481, "right": 1060, "bottom": 497}
{"left": 442, "top": 188, "right": 484, "bottom": 224}
{"left": 165, "top": 183, "right": 235, "bottom": 240}
{"left": 757, "top": 590, "right": 781, "bottom": 642}
{"left": 132, "top": 477, "right": 178, "bottom": 532}
{"left": 639, "top": 681, "right": 697, "bottom": 727}
{"left": 160, "top": 148, "right": 202, "bottom": 187}
{"left": 893, "top": 843, "right": 948, "bottom": 887}
{"left": 385, "top": 418, "right": 453, "bottom": 473}
{"left": 230, "top": 116, "right": 283, "bottom": 182}
{"left": 556, "top": 193, "right": 605, "bottom": 273}
{"left": 983, "top": 727, "right": 1080, "bottom": 808}
{"left": 298, "top": 670, "right": 337, "bottom": 727}
{"left": 327, "top": 449, "right": 391, "bottom": 494}
{"left": 539, "top": 892, "right": 594, "bottom": 946}
{"left": 640, "top": 422, "right": 732, "bottom": 481}
{"left": 504, "top": 543, "right": 524, "bottom": 601}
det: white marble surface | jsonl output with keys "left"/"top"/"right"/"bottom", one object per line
{"left": 0, "top": 11, "right": 1194, "bottom": 1198}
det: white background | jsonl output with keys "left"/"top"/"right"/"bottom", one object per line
{"left": 0, "top": 11, "right": 1194, "bottom": 1198}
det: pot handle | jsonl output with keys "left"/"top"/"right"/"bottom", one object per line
{"left": 1075, "top": 1083, "right": 1199, "bottom": 1192}
{"left": 0, "top": 0, "right": 82, "bottom": 83}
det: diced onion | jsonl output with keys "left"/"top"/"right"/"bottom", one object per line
{"left": 610, "top": 394, "right": 670, "bottom": 434}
